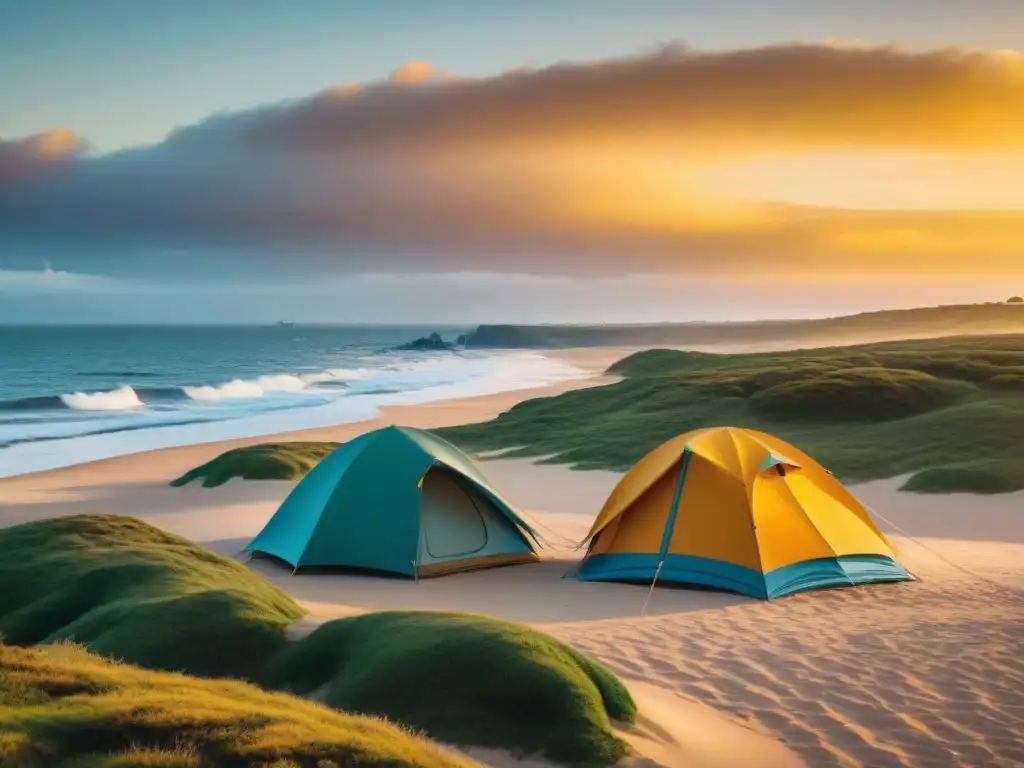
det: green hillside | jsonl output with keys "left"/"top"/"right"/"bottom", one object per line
{"left": 440, "top": 335, "right": 1024, "bottom": 493}
{"left": 0, "top": 515, "right": 304, "bottom": 680}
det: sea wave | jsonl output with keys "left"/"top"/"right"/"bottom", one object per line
{"left": 0, "top": 350, "right": 587, "bottom": 477}
{"left": 60, "top": 385, "right": 145, "bottom": 411}
{"left": 0, "top": 395, "right": 70, "bottom": 411}
{"left": 0, "top": 387, "right": 183, "bottom": 413}
{"left": 0, "top": 354, "right": 577, "bottom": 416}
{"left": 183, "top": 375, "right": 306, "bottom": 401}
{"left": 0, "top": 373, "right": 358, "bottom": 413}
{"left": 1, "top": 355, "right": 579, "bottom": 415}
{"left": 180, "top": 370, "right": 370, "bottom": 400}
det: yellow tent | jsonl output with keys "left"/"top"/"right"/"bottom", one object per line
{"left": 576, "top": 427, "right": 911, "bottom": 599}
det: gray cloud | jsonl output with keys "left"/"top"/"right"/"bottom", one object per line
{"left": 2, "top": 43, "right": 1023, "bottom": 279}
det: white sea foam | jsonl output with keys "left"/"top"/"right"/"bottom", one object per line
{"left": 183, "top": 376, "right": 297, "bottom": 401}
{"left": 2, "top": 351, "right": 587, "bottom": 477}
{"left": 59, "top": 385, "right": 144, "bottom": 411}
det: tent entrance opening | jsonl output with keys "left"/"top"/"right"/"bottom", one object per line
{"left": 420, "top": 468, "right": 489, "bottom": 558}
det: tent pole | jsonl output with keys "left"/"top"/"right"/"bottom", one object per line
{"left": 641, "top": 449, "right": 689, "bottom": 617}
{"left": 641, "top": 559, "right": 665, "bottom": 617}
{"left": 412, "top": 560, "right": 420, "bottom": 584}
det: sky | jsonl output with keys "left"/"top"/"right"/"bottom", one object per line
{"left": 2, "top": 1, "right": 1023, "bottom": 323}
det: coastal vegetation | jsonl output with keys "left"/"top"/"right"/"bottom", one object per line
{"left": 0, "top": 641, "right": 468, "bottom": 768}
{"left": 170, "top": 442, "right": 339, "bottom": 487}
{"left": 264, "top": 611, "right": 635, "bottom": 764}
{"left": 0, "top": 516, "right": 635, "bottom": 764}
{"left": 440, "top": 334, "right": 1024, "bottom": 493}
{"left": 0, "top": 515, "right": 303, "bottom": 680}
{"left": 167, "top": 336, "right": 1024, "bottom": 494}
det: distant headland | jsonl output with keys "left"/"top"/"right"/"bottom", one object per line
{"left": 442, "top": 302, "right": 1024, "bottom": 349}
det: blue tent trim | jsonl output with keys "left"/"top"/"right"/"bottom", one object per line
{"left": 575, "top": 552, "right": 912, "bottom": 599}
{"left": 764, "top": 554, "right": 912, "bottom": 599}
{"left": 657, "top": 449, "right": 692, "bottom": 561}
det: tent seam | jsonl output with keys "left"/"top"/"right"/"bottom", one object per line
{"left": 293, "top": 436, "right": 374, "bottom": 569}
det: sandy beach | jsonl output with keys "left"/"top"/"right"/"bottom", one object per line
{"left": 1, "top": 347, "right": 1022, "bottom": 768}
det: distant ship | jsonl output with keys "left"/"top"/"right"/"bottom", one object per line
{"left": 276, "top": 321, "right": 295, "bottom": 329}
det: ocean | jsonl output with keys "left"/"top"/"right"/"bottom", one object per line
{"left": 0, "top": 325, "right": 582, "bottom": 478}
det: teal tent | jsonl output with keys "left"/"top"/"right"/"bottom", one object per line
{"left": 245, "top": 426, "right": 539, "bottom": 577}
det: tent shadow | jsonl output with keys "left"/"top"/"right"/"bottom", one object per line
{"left": 237, "top": 552, "right": 750, "bottom": 624}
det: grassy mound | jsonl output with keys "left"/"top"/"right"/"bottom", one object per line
{"left": 439, "top": 335, "right": 1024, "bottom": 491}
{"left": 0, "top": 642, "right": 468, "bottom": 768}
{"left": 751, "top": 368, "right": 967, "bottom": 421}
{"left": 263, "top": 611, "right": 636, "bottom": 764}
{"left": 901, "top": 458, "right": 1024, "bottom": 494}
{"left": 0, "top": 515, "right": 303, "bottom": 680}
{"left": 170, "top": 442, "right": 339, "bottom": 487}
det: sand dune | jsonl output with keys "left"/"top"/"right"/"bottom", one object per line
{"left": 1, "top": 350, "right": 1022, "bottom": 768}
{"left": 553, "top": 537, "right": 1024, "bottom": 768}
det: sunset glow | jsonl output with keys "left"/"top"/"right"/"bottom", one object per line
{"left": 2, "top": 3, "right": 1024, "bottom": 320}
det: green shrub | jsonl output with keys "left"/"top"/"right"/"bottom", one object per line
{"left": 0, "top": 642, "right": 467, "bottom": 768}
{"left": 263, "top": 611, "right": 635, "bottom": 764}
{"left": 750, "top": 368, "right": 967, "bottom": 421}
{"left": 170, "top": 442, "right": 339, "bottom": 487}
{"left": 0, "top": 515, "right": 303, "bottom": 679}
{"left": 606, "top": 348, "right": 718, "bottom": 377}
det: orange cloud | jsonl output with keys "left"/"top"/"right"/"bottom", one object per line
{"left": 0, "top": 128, "right": 86, "bottom": 184}
{"left": 389, "top": 61, "right": 436, "bottom": 84}
{"left": 164, "top": 42, "right": 1024, "bottom": 154}
{"left": 2, "top": 43, "right": 1024, "bottom": 279}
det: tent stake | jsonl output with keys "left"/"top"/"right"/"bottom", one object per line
{"left": 412, "top": 560, "right": 420, "bottom": 584}
{"left": 641, "top": 559, "right": 664, "bottom": 617}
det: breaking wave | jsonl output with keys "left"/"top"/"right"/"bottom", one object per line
{"left": 0, "top": 370, "right": 379, "bottom": 413}
{"left": 60, "top": 385, "right": 144, "bottom": 411}
{"left": 0, "top": 350, "right": 585, "bottom": 477}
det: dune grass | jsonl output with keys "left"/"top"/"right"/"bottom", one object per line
{"left": 0, "top": 519, "right": 640, "bottom": 763}
{"left": 0, "top": 515, "right": 304, "bottom": 680}
{"left": 749, "top": 367, "right": 971, "bottom": 421}
{"left": 263, "top": 611, "right": 636, "bottom": 765}
{"left": 439, "top": 335, "right": 1024, "bottom": 493}
{"left": 0, "top": 641, "right": 469, "bottom": 768}
{"left": 170, "top": 442, "right": 339, "bottom": 487}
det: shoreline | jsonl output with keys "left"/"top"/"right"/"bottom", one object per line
{"left": 0, "top": 347, "right": 626, "bottom": 485}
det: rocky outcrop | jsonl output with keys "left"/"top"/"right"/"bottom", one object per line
{"left": 395, "top": 332, "right": 456, "bottom": 351}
